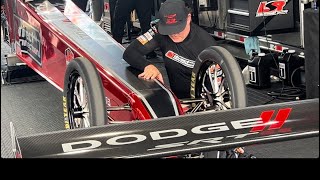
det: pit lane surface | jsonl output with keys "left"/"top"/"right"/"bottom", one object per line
{"left": 1, "top": 34, "right": 319, "bottom": 158}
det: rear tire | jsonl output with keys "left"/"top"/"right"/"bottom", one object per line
{"left": 190, "top": 46, "right": 247, "bottom": 158}
{"left": 191, "top": 46, "right": 247, "bottom": 109}
{"left": 63, "top": 57, "right": 107, "bottom": 129}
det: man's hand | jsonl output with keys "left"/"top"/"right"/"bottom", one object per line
{"left": 138, "top": 65, "right": 164, "bottom": 84}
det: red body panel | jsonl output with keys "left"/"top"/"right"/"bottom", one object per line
{"left": 4, "top": 0, "right": 182, "bottom": 122}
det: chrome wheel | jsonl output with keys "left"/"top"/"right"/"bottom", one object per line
{"left": 199, "top": 63, "right": 232, "bottom": 111}
{"left": 190, "top": 46, "right": 247, "bottom": 112}
{"left": 68, "top": 72, "right": 91, "bottom": 128}
{"left": 64, "top": 57, "right": 107, "bottom": 129}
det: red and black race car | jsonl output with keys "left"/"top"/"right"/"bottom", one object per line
{"left": 2, "top": 0, "right": 318, "bottom": 158}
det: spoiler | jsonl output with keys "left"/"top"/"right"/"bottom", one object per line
{"left": 11, "top": 99, "right": 319, "bottom": 158}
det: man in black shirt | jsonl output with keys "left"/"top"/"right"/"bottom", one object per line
{"left": 123, "top": 0, "right": 216, "bottom": 99}
{"left": 124, "top": 0, "right": 257, "bottom": 159}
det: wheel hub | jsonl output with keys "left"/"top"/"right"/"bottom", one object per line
{"left": 68, "top": 75, "right": 91, "bottom": 128}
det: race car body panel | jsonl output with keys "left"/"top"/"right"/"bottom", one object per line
{"left": 4, "top": 0, "right": 182, "bottom": 121}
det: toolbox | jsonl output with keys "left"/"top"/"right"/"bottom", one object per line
{"left": 227, "top": 0, "right": 295, "bottom": 36}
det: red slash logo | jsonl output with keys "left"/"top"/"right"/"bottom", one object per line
{"left": 251, "top": 108, "right": 292, "bottom": 132}
{"left": 256, "top": 0, "right": 288, "bottom": 17}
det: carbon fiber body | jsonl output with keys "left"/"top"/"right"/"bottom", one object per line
{"left": 15, "top": 99, "right": 319, "bottom": 158}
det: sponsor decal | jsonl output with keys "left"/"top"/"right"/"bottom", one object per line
{"left": 165, "top": 14, "right": 178, "bottom": 25}
{"left": 61, "top": 108, "right": 292, "bottom": 153}
{"left": 250, "top": 108, "right": 292, "bottom": 132}
{"left": 16, "top": 17, "right": 42, "bottom": 65}
{"left": 166, "top": 51, "right": 175, "bottom": 59}
{"left": 63, "top": 96, "right": 70, "bottom": 129}
{"left": 137, "top": 31, "right": 154, "bottom": 45}
{"left": 256, "top": 0, "right": 288, "bottom": 17}
{"left": 165, "top": 50, "right": 195, "bottom": 68}
{"left": 137, "top": 35, "right": 148, "bottom": 45}
{"left": 65, "top": 48, "right": 74, "bottom": 64}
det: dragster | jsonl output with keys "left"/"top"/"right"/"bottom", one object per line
{"left": 2, "top": 0, "right": 318, "bottom": 158}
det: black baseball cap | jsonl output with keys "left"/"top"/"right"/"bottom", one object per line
{"left": 158, "top": 0, "right": 189, "bottom": 35}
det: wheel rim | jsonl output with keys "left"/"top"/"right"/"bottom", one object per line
{"left": 196, "top": 62, "right": 233, "bottom": 112}
{"left": 68, "top": 71, "right": 91, "bottom": 129}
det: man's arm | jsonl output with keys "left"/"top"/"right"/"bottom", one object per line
{"left": 123, "top": 29, "right": 160, "bottom": 71}
{"left": 123, "top": 31, "right": 164, "bottom": 83}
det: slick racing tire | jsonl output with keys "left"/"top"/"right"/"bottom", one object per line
{"left": 63, "top": 57, "right": 107, "bottom": 129}
{"left": 190, "top": 46, "right": 247, "bottom": 110}
{"left": 190, "top": 46, "right": 247, "bottom": 158}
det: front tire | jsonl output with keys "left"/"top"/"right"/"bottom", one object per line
{"left": 63, "top": 57, "right": 107, "bottom": 129}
